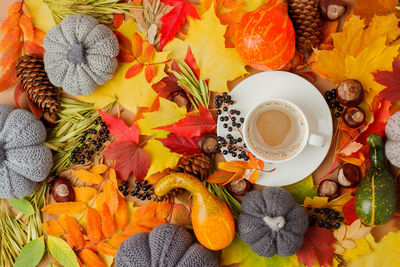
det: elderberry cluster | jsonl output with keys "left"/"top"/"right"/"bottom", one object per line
{"left": 118, "top": 180, "right": 153, "bottom": 201}
{"left": 307, "top": 206, "right": 344, "bottom": 229}
{"left": 70, "top": 117, "right": 110, "bottom": 165}
{"left": 325, "top": 89, "right": 344, "bottom": 118}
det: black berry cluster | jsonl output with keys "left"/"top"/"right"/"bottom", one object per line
{"left": 118, "top": 180, "right": 153, "bottom": 201}
{"left": 307, "top": 206, "right": 344, "bottom": 229}
{"left": 325, "top": 89, "right": 344, "bottom": 118}
{"left": 69, "top": 117, "right": 110, "bottom": 165}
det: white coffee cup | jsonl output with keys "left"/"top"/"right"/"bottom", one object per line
{"left": 243, "top": 99, "right": 324, "bottom": 163}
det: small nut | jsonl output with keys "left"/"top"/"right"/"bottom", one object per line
{"left": 319, "top": 0, "right": 347, "bottom": 21}
{"left": 343, "top": 107, "right": 365, "bottom": 128}
{"left": 226, "top": 179, "right": 252, "bottom": 196}
{"left": 337, "top": 163, "right": 361, "bottom": 188}
{"left": 198, "top": 133, "right": 219, "bottom": 155}
{"left": 318, "top": 180, "right": 340, "bottom": 199}
{"left": 337, "top": 79, "right": 364, "bottom": 107}
{"left": 168, "top": 90, "right": 190, "bottom": 108}
{"left": 52, "top": 177, "right": 75, "bottom": 202}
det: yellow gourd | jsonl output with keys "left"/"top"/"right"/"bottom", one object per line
{"left": 154, "top": 172, "right": 235, "bottom": 250}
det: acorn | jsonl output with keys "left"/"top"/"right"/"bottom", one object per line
{"left": 226, "top": 179, "right": 252, "bottom": 196}
{"left": 52, "top": 177, "right": 75, "bottom": 202}
{"left": 336, "top": 79, "right": 364, "bottom": 107}
{"left": 319, "top": 0, "right": 347, "bottom": 21}
{"left": 337, "top": 163, "right": 361, "bottom": 188}
{"left": 198, "top": 133, "right": 219, "bottom": 155}
{"left": 318, "top": 180, "right": 340, "bottom": 200}
{"left": 343, "top": 107, "right": 365, "bottom": 128}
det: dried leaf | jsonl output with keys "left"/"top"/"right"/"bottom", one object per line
{"left": 342, "top": 197, "right": 359, "bottom": 225}
{"left": 113, "top": 14, "right": 124, "bottom": 29}
{"left": 110, "top": 232, "right": 130, "bottom": 247}
{"left": 63, "top": 216, "right": 85, "bottom": 249}
{"left": 89, "top": 164, "right": 108, "bottom": 175}
{"left": 347, "top": 220, "right": 362, "bottom": 240}
{"left": 114, "top": 31, "right": 132, "bottom": 54}
{"left": 123, "top": 224, "right": 152, "bottom": 236}
{"left": 171, "top": 203, "right": 191, "bottom": 226}
{"left": 0, "top": 60, "right": 18, "bottom": 92}
{"left": 145, "top": 64, "right": 157, "bottom": 83}
{"left": 43, "top": 219, "right": 64, "bottom": 236}
{"left": 41, "top": 202, "right": 87, "bottom": 215}
{"left": 142, "top": 42, "right": 155, "bottom": 63}
{"left": 125, "top": 63, "right": 144, "bottom": 78}
{"left": 0, "top": 26, "right": 21, "bottom": 52}
{"left": 95, "top": 193, "right": 106, "bottom": 213}
{"left": 132, "top": 32, "right": 143, "bottom": 58}
{"left": 23, "top": 40, "right": 45, "bottom": 57}
{"left": 353, "top": 0, "right": 398, "bottom": 24}
{"left": 248, "top": 169, "right": 259, "bottom": 183}
{"left": 115, "top": 194, "right": 129, "bottom": 229}
{"left": 108, "top": 168, "right": 118, "bottom": 186}
{"left": 132, "top": 202, "right": 167, "bottom": 229}
{"left": 74, "top": 187, "right": 97, "bottom": 203}
{"left": 7, "top": 2, "right": 23, "bottom": 17}
{"left": 79, "top": 249, "right": 106, "bottom": 267}
{"left": 218, "top": 161, "right": 246, "bottom": 173}
{"left": 103, "top": 180, "right": 119, "bottom": 214}
{"left": 99, "top": 110, "right": 139, "bottom": 143}
{"left": 101, "top": 203, "right": 115, "bottom": 238}
{"left": 26, "top": 93, "right": 42, "bottom": 119}
{"left": 0, "top": 41, "right": 22, "bottom": 69}
{"left": 158, "top": 134, "right": 202, "bottom": 154}
{"left": 373, "top": 58, "right": 400, "bottom": 103}
{"left": 71, "top": 169, "right": 104, "bottom": 184}
{"left": 87, "top": 208, "right": 103, "bottom": 243}
{"left": 117, "top": 50, "right": 135, "bottom": 63}
{"left": 96, "top": 242, "right": 117, "bottom": 257}
{"left": 19, "top": 13, "right": 34, "bottom": 40}
{"left": 0, "top": 13, "right": 20, "bottom": 34}
{"left": 206, "top": 171, "right": 235, "bottom": 184}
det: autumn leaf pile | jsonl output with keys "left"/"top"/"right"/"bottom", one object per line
{"left": 0, "top": 2, "right": 45, "bottom": 92}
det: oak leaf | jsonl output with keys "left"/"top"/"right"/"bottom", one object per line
{"left": 373, "top": 58, "right": 400, "bottom": 103}
{"left": 165, "top": 5, "right": 247, "bottom": 92}
{"left": 41, "top": 202, "right": 87, "bottom": 215}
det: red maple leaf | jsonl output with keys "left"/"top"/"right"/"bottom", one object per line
{"left": 155, "top": 105, "right": 216, "bottom": 138}
{"left": 373, "top": 58, "right": 400, "bottom": 103}
{"left": 159, "top": 0, "right": 200, "bottom": 49}
{"left": 184, "top": 46, "right": 200, "bottom": 79}
{"left": 103, "top": 141, "right": 150, "bottom": 182}
{"left": 98, "top": 109, "right": 139, "bottom": 143}
{"left": 297, "top": 227, "right": 336, "bottom": 267}
{"left": 342, "top": 197, "right": 358, "bottom": 225}
{"left": 158, "top": 134, "right": 202, "bottom": 154}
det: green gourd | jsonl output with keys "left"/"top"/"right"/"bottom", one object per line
{"left": 355, "top": 134, "right": 397, "bottom": 225}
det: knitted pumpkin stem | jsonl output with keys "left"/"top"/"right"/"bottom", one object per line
{"left": 263, "top": 215, "right": 286, "bottom": 231}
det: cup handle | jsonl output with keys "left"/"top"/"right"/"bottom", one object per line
{"left": 308, "top": 133, "right": 325, "bottom": 147}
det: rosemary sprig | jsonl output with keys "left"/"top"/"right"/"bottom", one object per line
{"left": 171, "top": 61, "right": 210, "bottom": 108}
{"left": 44, "top": 0, "right": 142, "bottom": 24}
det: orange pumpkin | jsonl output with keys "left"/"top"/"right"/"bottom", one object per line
{"left": 154, "top": 172, "right": 235, "bottom": 250}
{"left": 234, "top": 0, "right": 296, "bottom": 70}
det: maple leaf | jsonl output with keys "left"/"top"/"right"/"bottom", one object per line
{"left": 165, "top": 4, "right": 247, "bottom": 92}
{"left": 184, "top": 46, "right": 200, "bottom": 79}
{"left": 77, "top": 19, "right": 169, "bottom": 113}
{"left": 104, "top": 140, "right": 150, "bottom": 182}
{"left": 353, "top": 0, "right": 399, "bottom": 24}
{"left": 311, "top": 14, "right": 400, "bottom": 105}
{"left": 152, "top": 73, "right": 182, "bottom": 99}
{"left": 158, "top": 134, "right": 202, "bottom": 154}
{"left": 159, "top": 0, "right": 200, "bottom": 49}
{"left": 373, "top": 58, "right": 400, "bottom": 103}
{"left": 155, "top": 105, "right": 216, "bottom": 138}
{"left": 297, "top": 227, "right": 336, "bottom": 267}
{"left": 98, "top": 110, "right": 139, "bottom": 143}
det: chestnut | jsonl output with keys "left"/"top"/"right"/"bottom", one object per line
{"left": 168, "top": 90, "right": 190, "bottom": 108}
{"left": 337, "top": 79, "right": 364, "bottom": 107}
{"left": 343, "top": 107, "right": 365, "bottom": 128}
{"left": 52, "top": 177, "right": 75, "bottom": 202}
{"left": 337, "top": 163, "right": 361, "bottom": 188}
{"left": 318, "top": 180, "right": 340, "bottom": 199}
{"left": 226, "top": 179, "right": 252, "bottom": 196}
{"left": 198, "top": 133, "right": 219, "bottom": 155}
{"left": 319, "top": 0, "right": 347, "bottom": 21}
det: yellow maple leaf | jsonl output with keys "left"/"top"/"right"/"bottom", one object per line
{"left": 304, "top": 193, "right": 353, "bottom": 212}
{"left": 25, "top": 0, "right": 55, "bottom": 32}
{"left": 165, "top": 5, "right": 247, "bottom": 92}
{"left": 136, "top": 97, "right": 187, "bottom": 139}
{"left": 312, "top": 14, "right": 400, "bottom": 105}
{"left": 353, "top": 0, "right": 399, "bottom": 24}
{"left": 349, "top": 231, "right": 400, "bottom": 266}
{"left": 143, "top": 139, "right": 181, "bottom": 177}
{"left": 77, "top": 18, "right": 168, "bottom": 113}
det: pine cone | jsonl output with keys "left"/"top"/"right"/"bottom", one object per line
{"left": 15, "top": 55, "right": 59, "bottom": 122}
{"left": 174, "top": 154, "right": 211, "bottom": 181}
{"left": 288, "top": 0, "right": 322, "bottom": 56}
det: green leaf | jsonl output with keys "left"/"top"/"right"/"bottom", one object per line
{"left": 47, "top": 235, "right": 80, "bottom": 267}
{"left": 221, "top": 235, "right": 295, "bottom": 267}
{"left": 14, "top": 237, "right": 45, "bottom": 267}
{"left": 284, "top": 175, "right": 317, "bottom": 204}
{"left": 8, "top": 198, "right": 35, "bottom": 215}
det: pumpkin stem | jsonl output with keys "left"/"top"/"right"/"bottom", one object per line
{"left": 263, "top": 215, "right": 285, "bottom": 231}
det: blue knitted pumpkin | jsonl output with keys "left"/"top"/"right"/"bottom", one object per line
{"left": 0, "top": 105, "right": 52, "bottom": 199}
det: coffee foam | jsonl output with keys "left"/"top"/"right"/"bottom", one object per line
{"left": 246, "top": 101, "right": 306, "bottom": 161}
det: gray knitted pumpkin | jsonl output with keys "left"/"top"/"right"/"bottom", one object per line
{"left": 43, "top": 14, "right": 119, "bottom": 96}
{"left": 0, "top": 105, "right": 53, "bottom": 199}
{"left": 116, "top": 224, "right": 219, "bottom": 267}
{"left": 238, "top": 187, "right": 308, "bottom": 257}
{"left": 385, "top": 111, "right": 400, "bottom": 168}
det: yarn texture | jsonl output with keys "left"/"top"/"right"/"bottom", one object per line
{"left": 0, "top": 105, "right": 53, "bottom": 199}
{"left": 115, "top": 224, "right": 219, "bottom": 267}
{"left": 238, "top": 187, "right": 308, "bottom": 257}
{"left": 43, "top": 14, "right": 119, "bottom": 96}
{"left": 385, "top": 111, "right": 400, "bottom": 168}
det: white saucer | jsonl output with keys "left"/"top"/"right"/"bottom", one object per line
{"left": 217, "top": 71, "right": 333, "bottom": 186}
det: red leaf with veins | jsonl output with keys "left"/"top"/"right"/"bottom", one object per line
{"left": 114, "top": 31, "right": 132, "bottom": 54}
{"left": 155, "top": 105, "right": 216, "bottom": 138}
{"left": 104, "top": 141, "right": 150, "bottom": 182}
{"left": 373, "top": 58, "right": 400, "bottom": 103}
{"left": 159, "top": 0, "right": 200, "bottom": 49}
{"left": 184, "top": 46, "right": 200, "bottom": 79}
{"left": 158, "top": 134, "right": 201, "bottom": 154}
{"left": 297, "top": 227, "right": 336, "bottom": 267}
{"left": 152, "top": 73, "right": 181, "bottom": 98}
{"left": 98, "top": 110, "right": 139, "bottom": 143}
